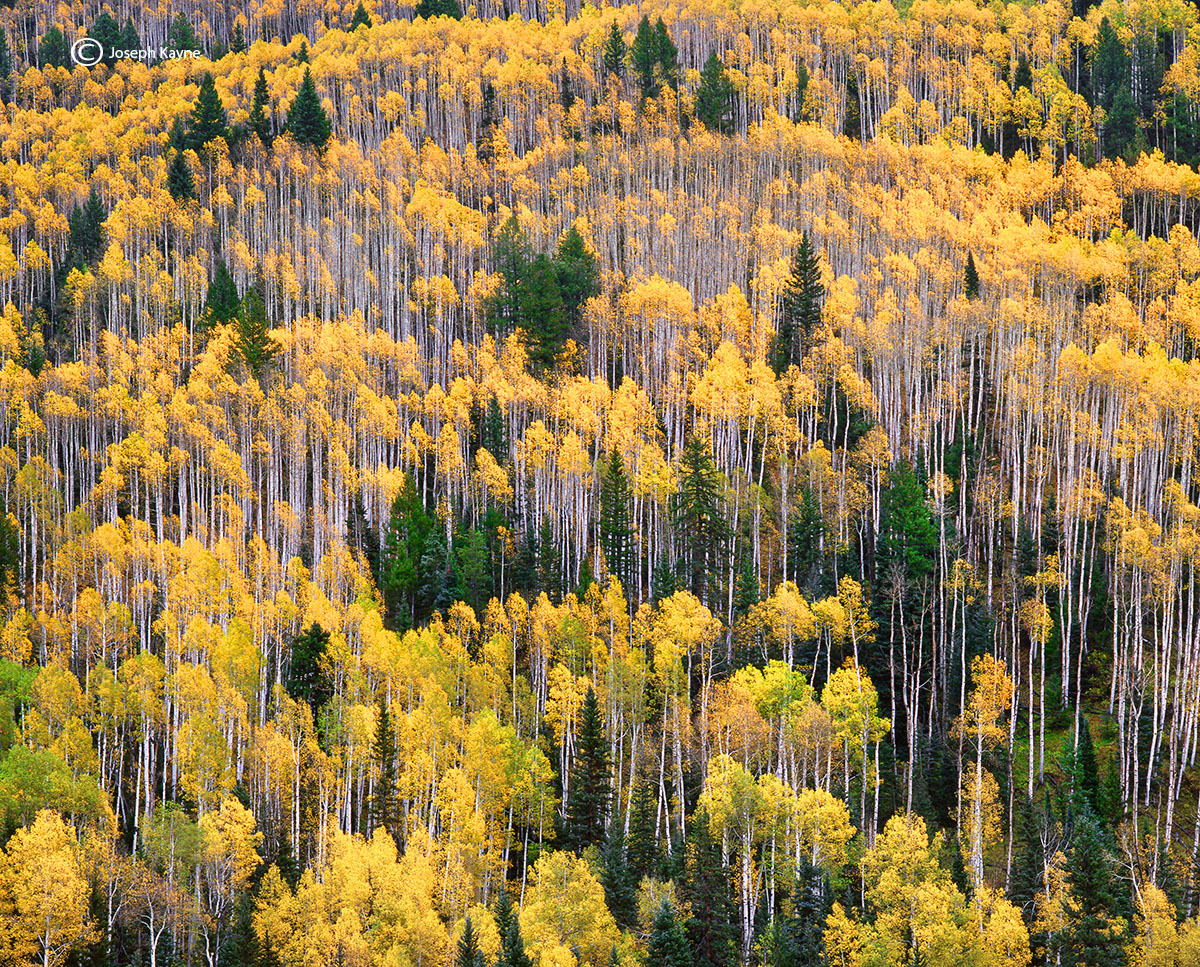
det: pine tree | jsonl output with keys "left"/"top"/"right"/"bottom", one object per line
{"left": 0, "top": 32, "right": 12, "bottom": 104}
{"left": 757, "top": 918, "right": 797, "bottom": 967}
{"left": 630, "top": 17, "right": 659, "bottom": 99}
{"left": 370, "top": 698, "right": 399, "bottom": 839}
{"left": 518, "top": 253, "right": 567, "bottom": 371}
{"left": 695, "top": 52, "right": 735, "bottom": 134}
{"left": 477, "top": 82, "right": 499, "bottom": 164}
{"left": 167, "top": 145, "right": 195, "bottom": 202}
{"left": 249, "top": 69, "right": 273, "bottom": 144}
{"left": 191, "top": 73, "right": 230, "bottom": 150}
{"left": 1059, "top": 810, "right": 1128, "bottom": 967}
{"left": 231, "top": 23, "right": 247, "bottom": 54}
{"left": 118, "top": 19, "right": 141, "bottom": 55}
{"left": 166, "top": 13, "right": 200, "bottom": 54}
{"left": 681, "top": 810, "right": 736, "bottom": 967}
{"left": 236, "top": 289, "right": 279, "bottom": 378}
{"left": 1072, "top": 716, "right": 1101, "bottom": 815}
{"left": 791, "top": 858, "right": 831, "bottom": 966}
{"left": 286, "top": 623, "right": 332, "bottom": 713}
{"left": 415, "top": 0, "right": 463, "bottom": 19}
{"left": 350, "top": 1, "right": 373, "bottom": 29}
{"left": 493, "top": 889, "right": 533, "bottom": 967}
{"left": 560, "top": 59, "right": 575, "bottom": 112}
{"left": 487, "top": 216, "right": 531, "bottom": 335}
{"left": 844, "top": 72, "right": 862, "bottom": 139}
{"left": 599, "top": 825, "right": 637, "bottom": 929}
{"left": 1009, "top": 793, "right": 1045, "bottom": 923}
{"left": 964, "top": 251, "right": 980, "bottom": 300}
{"left": 457, "top": 917, "right": 486, "bottom": 967}
{"left": 89, "top": 12, "right": 120, "bottom": 66}
{"left": 648, "top": 902, "right": 693, "bottom": 967}
{"left": 274, "top": 836, "right": 300, "bottom": 889}
{"left": 672, "top": 437, "right": 728, "bottom": 605}
{"left": 205, "top": 260, "right": 241, "bottom": 325}
{"left": 599, "top": 449, "right": 634, "bottom": 592}
{"left": 296, "top": 40, "right": 310, "bottom": 63}
{"left": 652, "top": 19, "right": 679, "bottom": 92}
{"left": 602, "top": 22, "right": 627, "bottom": 77}
{"left": 553, "top": 225, "right": 598, "bottom": 330}
{"left": 770, "top": 233, "right": 823, "bottom": 375}
{"left": 380, "top": 474, "right": 435, "bottom": 631}
{"left": 626, "top": 778, "right": 660, "bottom": 881}
{"left": 564, "top": 687, "right": 611, "bottom": 852}
{"left": 285, "top": 69, "right": 331, "bottom": 149}
{"left": 38, "top": 27, "right": 69, "bottom": 69}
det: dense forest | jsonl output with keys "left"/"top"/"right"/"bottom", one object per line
{"left": 4, "top": 0, "right": 1200, "bottom": 965}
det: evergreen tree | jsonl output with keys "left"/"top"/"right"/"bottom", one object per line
{"left": 1009, "top": 793, "right": 1045, "bottom": 923}
{"left": 672, "top": 437, "right": 728, "bottom": 605}
{"left": 231, "top": 22, "right": 247, "bottom": 54}
{"left": 1090, "top": 18, "right": 1128, "bottom": 112}
{"left": 415, "top": 0, "right": 463, "bottom": 19}
{"left": 787, "top": 486, "right": 825, "bottom": 593}
{"left": 296, "top": 40, "right": 310, "bottom": 63}
{"left": 1059, "top": 810, "right": 1128, "bottom": 967}
{"left": 518, "top": 253, "right": 567, "bottom": 371}
{"left": 793, "top": 62, "right": 810, "bottom": 122}
{"left": 350, "top": 1, "right": 373, "bottom": 29}
{"left": 236, "top": 288, "right": 279, "bottom": 378}
{"left": 249, "top": 69, "right": 273, "bottom": 144}
{"left": 274, "top": 836, "right": 300, "bottom": 889}
{"left": 66, "top": 189, "right": 106, "bottom": 266}
{"left": 38, "top": 27, "right": 69, "bottom": 69}
{"left": 0, "top": 32, "right": 12, "bottom": 105}
{"left": 494, "top": 889, "right": 533, "bottom": 967}
{"left": 648, "top": 902, "right": 693, "bottom": 967}
{"left": 844, "top": 71, "right": 862, "bottom": 139}
{"left": 1072, "top": 716, "right": 1101, "bottom": 815}
{"left": 487, "top": 216, "right": 531, "bottom": 335}
{"left": 599, "top": 449, "right": 634, "bottom": 592}
{"left": 964, "top": 251, "right": 980, "bottom": 300}
{"left": 652, "top": 19, "right": 679, "bottom": 92}
{"left": 1103, "top": 86, "right": 1140, "bottom": 161}
{"left": 380, "top": 474, "right": 435, "bottom": 630}
{"left": 681, "top": 810, "right": 735, "bottom": 967}
{"left": 478, "top": 82, "right": 499, "bottom": 164}
{"left": 626, "top": 778, "right": 660, "bottom": 881}
{"left": 89, "top": 12, "right": 120, "bottom": 66}
{"left": 457, "top": 917, "right": 486, "bottom": 967}
{"left": 564, "top": 687, "right": 611, "bottom": 851}
{"left": 876, "top": 459, "right": 936, "bottom": 586}
{"left": 205, "top": 260, "right": 241, "bottom": 324}
{"left": 118, "top": 19, "right": 141, "bottom": 55}
{"left": 630, "top": 16, "right": 659, "bottom": 99}
{"left": 191, "top": 73, "right": 230, "bottom": 150}
{"left": 770, "top": 233, "right": 822, "bottom": 375}
{"left": 553, "top": 224, "right": 598, "bottom": 330}
{"left": 286, "top": 623, "right": 332, "bottom": 713}
{"left": 602, "top": 22, "right": 627, "bottom": 77}
{"left": 599, "top": 825, "right": 637, "bottom": 929}
{"left": 370, "top": 698, "right": 399, "bottom": 839}
{"left": 791, "top": 858, "right": 831, "bottom": 966}
{"left": 286, "top": 69, "right": 331, "bottom": 149}
{"left": 757, "top": 918, "right": 797, "bottom": 967}
{"left": 0, "top": 492, "right": 19, "bottom": 600}
{"left": 733, "top": 557, "right": 759, "bottom": 619}
{"left": 695, "top": 52, "right": 735, "bottom": 134}
{"left": 166, "top": 13, "right": 200, "bottom": 53}
{"left": 167, "top": 145, "right": 195, "bottom": 202}
{"left": 560, "top": 58, "right": 576, "bottom": 113}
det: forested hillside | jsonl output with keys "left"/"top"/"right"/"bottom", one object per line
{"left": 2, "top": 0, "right": 1200, "bottom": 965}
